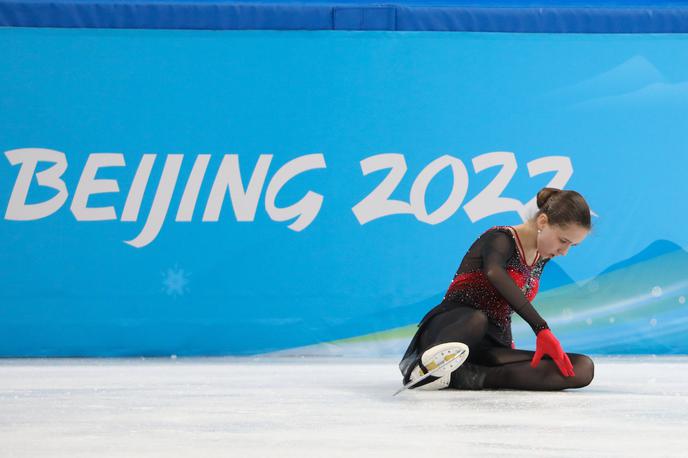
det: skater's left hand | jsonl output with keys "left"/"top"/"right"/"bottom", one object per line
{"left": 530, "top": 329, "right": 576, "bottom": 377}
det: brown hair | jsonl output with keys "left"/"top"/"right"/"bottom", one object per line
{"left": 535, "top": 187, "right": 591, "bottom": 230}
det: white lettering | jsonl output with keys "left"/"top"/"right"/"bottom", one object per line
{"left": 121, "top": 154, "right": 156, "bottom": 222}
{"left": 176, "top": 154, "right": 210, "bottom": 222}
{"left": 265, "top": 153, "right": 326, "bottom": 231}
{"left": 70, "top": 153, "right": 125, "bottom": 221}
{"left": 125, "top": 154, "right": 183, "bottom": 248}
{"left": 4, "top": 148, "right": 68, "bottom": 221}
{"left": 410, "top": 154, "right": 468, "bottom": 224}
{"left": 203, "top": 154, "right": 271, "bottom": 222}
{"left": 351, "top": 154, "right": 413, "bottom": 225}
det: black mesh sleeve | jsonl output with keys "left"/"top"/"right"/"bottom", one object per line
{"left": 480, "top": 231, "right": 549, "bottom": 334}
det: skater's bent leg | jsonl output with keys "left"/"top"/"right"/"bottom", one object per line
{"left": 469, "top": 343, "right": 536, "bottom": 366}
{"left": 480, "top": 352, "right": 595, "bottom": 390}
{"left": 417, "top": 306, "right": 488, "bottom": 355}
{"left": 449, "top": 337, "right": 594, "bottom": 390}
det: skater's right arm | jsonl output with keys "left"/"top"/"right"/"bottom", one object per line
{"left": 481, "top": 231, "right": 574, "bottom": 377}
{"left": 480, "top": 231, "right": 550, "bottom": 334}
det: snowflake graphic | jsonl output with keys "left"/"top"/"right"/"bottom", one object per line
{"left": 161, "top": 264, "right": 191, "bottom": 297}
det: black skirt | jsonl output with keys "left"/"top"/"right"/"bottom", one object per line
{"left": 398, "top": 299, "right": 511, "bottom": 384}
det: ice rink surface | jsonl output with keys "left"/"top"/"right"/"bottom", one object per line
{"left": 1, "top": 356, "right": 687, "bottom": 457}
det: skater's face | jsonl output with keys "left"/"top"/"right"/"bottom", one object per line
{"left": 536, "top": 215, "right": 589, "bottom": 259}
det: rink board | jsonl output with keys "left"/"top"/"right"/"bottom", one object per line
{"left": 2, "top": 3, "right": 688, "bottom": 356}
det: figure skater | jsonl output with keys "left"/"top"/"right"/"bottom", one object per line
{"left": 399, "top": 187, "right": 595, "bottom": 391}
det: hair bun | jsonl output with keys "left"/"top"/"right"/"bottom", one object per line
{"left": 534, "top": 188, "right": 591, "bottom": 230}
{"left": 536, "top": 187, "right": 562, "bottom": 209}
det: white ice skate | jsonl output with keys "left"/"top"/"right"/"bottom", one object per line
{"left": 394, "top": 342, "right": 469, "bottom": 395}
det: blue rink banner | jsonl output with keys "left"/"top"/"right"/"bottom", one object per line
{"left": 2, "top": 28, "right": 688, "bottom": 356}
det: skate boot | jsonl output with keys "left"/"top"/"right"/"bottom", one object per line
{"left": 407, "top": 342, "right": 469, "bottom": 390}
{"left": 449, "top": 362, "right": 487, "bottom": 390}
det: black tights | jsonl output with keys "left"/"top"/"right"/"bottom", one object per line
{"left": 417, "top": 306, "right": 594, "bottom": 390}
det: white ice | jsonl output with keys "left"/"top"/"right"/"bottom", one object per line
{"left": 1, "top": 356, "right": 687, "bottom": 457}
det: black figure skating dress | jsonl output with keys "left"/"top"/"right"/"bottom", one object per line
{"left": 398, "top": 225, "right": 595, "bottom": 391}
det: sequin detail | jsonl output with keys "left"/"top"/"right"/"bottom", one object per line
{"left": 442, "top": 226, "right": 547, "bottom": 333}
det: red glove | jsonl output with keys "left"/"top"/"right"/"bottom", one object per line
{"left": 531, "top": 329, "right": 576, "bottom": 377}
